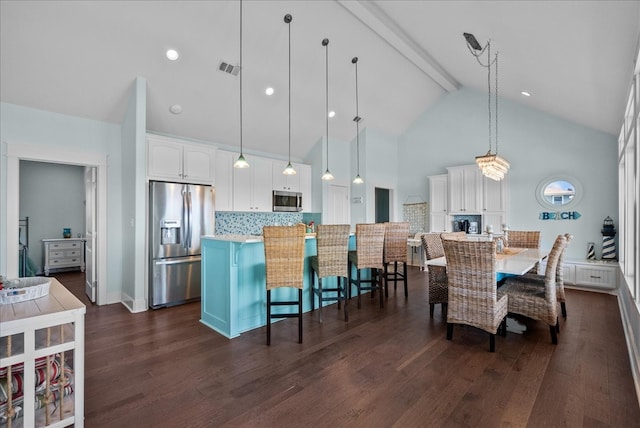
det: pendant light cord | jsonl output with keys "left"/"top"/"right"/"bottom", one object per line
{"left": 325, "top": 39, "right": 329, "bottom": 167}
{"left": 354, "top": 58, "right": 360, "bottom": 175}
{"left": 239, "top": 0, "right": 243, "bottom": 155}
{"left": 288, "top": 16, "right": 291, "bottom": 163}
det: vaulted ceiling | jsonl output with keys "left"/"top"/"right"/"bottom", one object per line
{"left": 1, "top": 1, "right": 638, "bottom": 160}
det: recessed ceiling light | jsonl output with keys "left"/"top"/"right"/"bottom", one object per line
{"left": 328, "top": 111, "right": 336, "bottom": 118}
{"left": 166, "top": 49, "right": 179, "bottom": 61}
{"left": 521, "top": 91, "right": 531, "bottom": 97}
{"left": 265, "top": 87, "right": 274, "bottom": 96}
{"left": 169, "top": 104, "right": 183, "bottom": 114}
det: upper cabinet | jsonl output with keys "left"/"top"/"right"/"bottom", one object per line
{"left": 447, "top": 165, "right": 482, "bottom": 213}
{"left": 147, "top": 135, "right": 215, "bottom": 184}
{"left": 271, "top": 161, "right": 312, "bottom": 211}
{"left": 272, "top": 160, "right": 301, "bottom": 192}
{"left": 429, "top": 174, "right": 449, "bottom": 232}
{"left": 214, "top": 150, "right": 234, "bottom": 211}
{"left": 482, "top": 175, "right": 508, "bottom": 212}
{"left": 233, "top": 155, "right": 273, "bottom": 212}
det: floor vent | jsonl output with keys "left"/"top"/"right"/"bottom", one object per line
{"left": 218, "top": 61, "right": 240, "bottom": 76}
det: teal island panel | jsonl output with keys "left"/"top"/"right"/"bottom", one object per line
{"left": 200, "top": 235, "right": 358, "bottom": 338}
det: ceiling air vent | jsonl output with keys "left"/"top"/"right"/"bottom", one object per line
{"left": 218, "top": 61, "right": 240, "bottom": 76}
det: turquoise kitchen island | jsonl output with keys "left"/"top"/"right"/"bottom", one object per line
{"left": 200, "top": 234, "right": 355, "bottom": 338}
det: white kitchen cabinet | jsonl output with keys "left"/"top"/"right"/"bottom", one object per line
{"left": 147, "top": 135, "right": 215, "bottom": 184}
{"left": 482, "top": 175, "right": 508, "bottom": 233}
{"left": 43, "top": 238, "right": 85, "bottom": 276}
{"left": 233, "top": 155, "right": 273, "bottom": 212}
{"left": 429, "top": 174, "right": 449, "bottom": 232}
{"left": 447, "top": 165, "right": 482, "bottom": 213}
{"left": 298, "top": 164, "right": 312, "bottom": 212}
{"left": 0, "top": 279, "right": 85, "bottom": 427}
{"left": 214, "top": 150, "right": 234, "bottom": 211}
{"left": 537, "top": 259, "right": 618, "bottom": 290}
{"left": 574, "top": 261, "right": 618, "bottom": 289}
{"left": 272, "top": 160, "right": 301, "bottom": 192}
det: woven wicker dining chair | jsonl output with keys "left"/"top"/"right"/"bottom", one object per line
{"left": 382, "top": 222, "right": 410, "bottom": 298}
{"left": 506, "top": 230, "right": 541, "bottom": 248}
{"left": 263, "top": 224, "right": 306, "bottom": 346}
{"left": 348, "top": 223, "right": 386, "bottom": 309}
{"left": 440, "top": 231, "right": 468, "bottom": 241}
{"left": 498, "top": 234, "right": 568, "bottom": 344}
{"left": 517, "top": 233, "right": 573, "bottom": 319}
{"left": 442, "top": 239, "right": 508, "bottom": 352}
{"left": 506, "top": 230, "right": 541, "bottom": 273}
{"left": 421, "top": 233, "right": 448, "bottom": 318}
{"left": 310, "top": 224, "right": 351, "bottom": 322}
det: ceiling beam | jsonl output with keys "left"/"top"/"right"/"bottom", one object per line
{"left": 337, "top": 0, "right": 459, "bottom": 92}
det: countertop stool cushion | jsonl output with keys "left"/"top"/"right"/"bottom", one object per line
{"left": 309, "top": 224, "right": 351, "bottom": 322}
{"left": 263, "top": 224, "right": 306, "bottom": 345}
{"left": 348, "top": 223, "right": 385, "bottom": 309}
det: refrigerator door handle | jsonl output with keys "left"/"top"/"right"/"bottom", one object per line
{"left": 154, "top": 256, "right": 201, "bottom": 265}
{"left": 182, "top": 188, "right": 188, "bottom": 250}
{"left": 187, "top": 190, "right": 193, "bottom": 248}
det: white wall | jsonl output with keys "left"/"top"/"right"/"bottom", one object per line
{"left": 0, "top": 102, "right": 122, "bottom": 302}
{"left": 398, "top": 87, "right": 618, "bottom": 260}
{"left": 19, "top": 161, "right": 85, "bottom": 272}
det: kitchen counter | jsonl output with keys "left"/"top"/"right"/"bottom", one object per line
{"left": 202, "top": 233, "right": 317, "bottom": 243}
{"left": 200, "top": 234, "right": 353, "bottom": 339}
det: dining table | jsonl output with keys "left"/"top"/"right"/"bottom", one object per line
{"left": 425, "top": 246, "right": 549, "bottom": 333}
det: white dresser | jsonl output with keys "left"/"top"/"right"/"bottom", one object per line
{"left": 42, "top": 238, "right": 86, "bottom": 276}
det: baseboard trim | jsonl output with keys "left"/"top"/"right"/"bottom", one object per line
{"left": 617, "top": 283, "right": 640, "bottom": 408}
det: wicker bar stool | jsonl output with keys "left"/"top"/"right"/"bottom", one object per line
{"left": 382, "top": 222, "right": 410, "bottom": 298}
{"left": 310, "top": 224, "right": 351, "bottom": 322}
{"left": 348, "top": 223, "right": 386, "bottom": 309}
{"left": 442, "top": 239, "right": 508, "bottom": 352}
{"left": 498, "top": 234, "right": 567, "bottom": 344}
{"left": 263, "top": 224, "right": 306, "bottom": 345}
{"left": 421, "top": 233, "right": 448, "bottom": 318}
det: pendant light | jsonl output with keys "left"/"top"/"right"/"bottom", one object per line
{"left": 464, "top": 32, "right": 509, "bottom": 181}
{"left": 282, "top": 14, "right": 296, "bottom": 176}
{"left": 352, "top": 57, "right": 364, "bottom": 184}
{"left": 321, "top": 38, "right": 334, "bottom": 181}
{"left": 233, "top": 0, "right": 249, "bottom": 169}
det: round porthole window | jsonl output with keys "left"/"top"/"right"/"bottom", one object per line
{"left": 535, "top": 175, "right": 582, "bottom": 209}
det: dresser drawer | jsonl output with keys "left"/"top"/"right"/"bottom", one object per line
{"left": 48, "top": 241, "right": 83, "bottom": 251}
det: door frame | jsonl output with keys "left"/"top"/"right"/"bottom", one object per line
{"left": 6, "top": 143, "right": 108, "bottom": 305}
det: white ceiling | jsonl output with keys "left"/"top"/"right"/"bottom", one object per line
{"left": 1, "top": 1, "right": 638, "bottom": 161}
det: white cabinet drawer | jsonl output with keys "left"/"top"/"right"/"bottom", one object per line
{"left": 48, "top": 241, "right": 82, "bottom": 251}
{"left": 575, "top": 265, "right": 617, "bottom": 289}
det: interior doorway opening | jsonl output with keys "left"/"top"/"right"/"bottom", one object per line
{"left": 6, "top": 143, "right": 107, "bottom": 305}
{"left": 375, "top": 187, "right": 390, "bottom": 223}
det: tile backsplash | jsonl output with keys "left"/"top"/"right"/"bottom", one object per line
{"left": 215, "top": 212, "right": 307, "bottom": 235}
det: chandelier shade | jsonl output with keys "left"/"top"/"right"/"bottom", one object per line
{"left": 475, "top": 151, "right": 510, "bottom": 181}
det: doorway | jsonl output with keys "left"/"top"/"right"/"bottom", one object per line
{"left": 6, "top": 143, "right": 107, "bottom": 305}
{"left": 375, "top": 187, "right": 390, "bottom": 223}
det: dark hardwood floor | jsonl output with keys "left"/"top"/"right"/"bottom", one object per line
{"left": 51, "top": 269, "right": 640, "bottom": 427}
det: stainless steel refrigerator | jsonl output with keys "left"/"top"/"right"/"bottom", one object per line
{"left": 149, "top": 181, "right": 215, "bottom": 308}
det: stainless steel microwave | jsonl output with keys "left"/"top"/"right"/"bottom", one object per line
{"left": 273, "top": 190, "right": 303, "bottom": 212}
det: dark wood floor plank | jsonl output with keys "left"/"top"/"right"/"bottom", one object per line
{"left": 46, "top": 269, "right": 640, "bottom": 427}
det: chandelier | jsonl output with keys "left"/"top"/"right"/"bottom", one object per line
{"left": 464, "top": 33, "right": 509, "bottom": 181}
